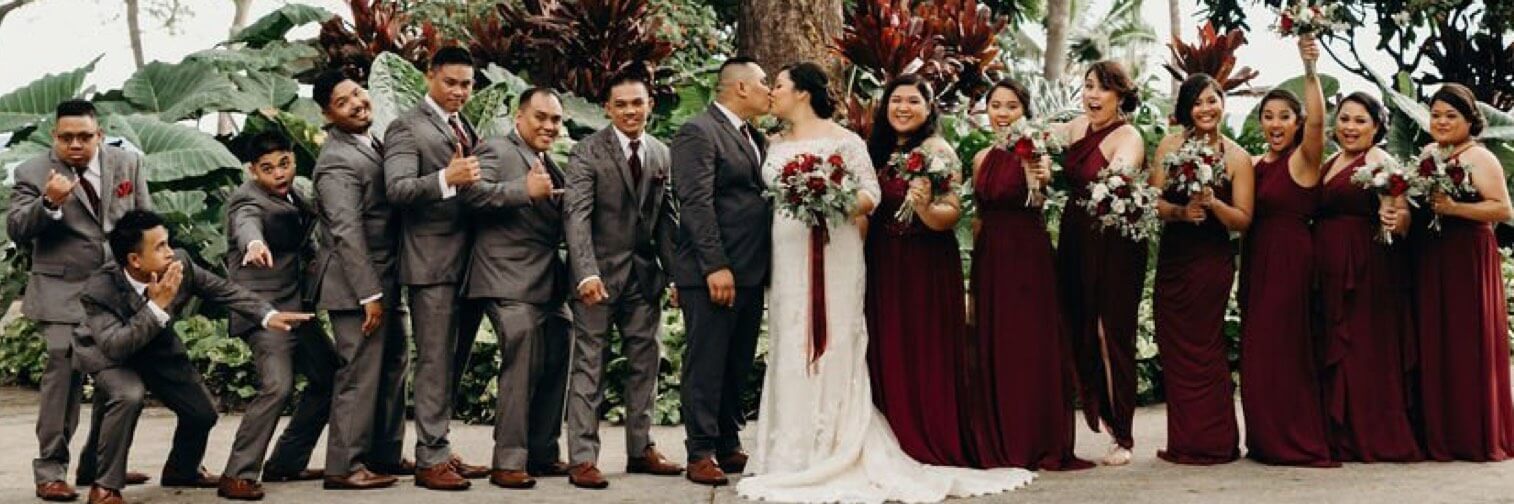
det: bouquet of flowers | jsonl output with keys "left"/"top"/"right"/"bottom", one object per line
{"left": 1349, "top": 155, "right": 1428, "bottom": 244}
{"left": 1272, "top": 1, "right": 1347, "bottom": 73}
{"left": 886, "top": 147, "right": 957, "bottom": 224}
{"left": 1082, "top": 161, "right": 1162, "bottom": 241}
{"left": 1417, "top": 146, "right": 1479, "bottom": 232}
{"left": 1005, "top": 118, "right": 1066, "bottom": 206}
{"left": 769, "top": 151, "right": 861, "bottom": 231}
{"left": 1161, "top": 137, "right": 1228, "bottom": 199}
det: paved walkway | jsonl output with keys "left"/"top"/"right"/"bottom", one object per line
{"left": 1, "top": 386, "right": 1512, "bottom": 503}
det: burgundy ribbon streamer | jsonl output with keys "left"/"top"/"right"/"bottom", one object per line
{"left": 808, "top": 221, "right": 829, "bottom": 373}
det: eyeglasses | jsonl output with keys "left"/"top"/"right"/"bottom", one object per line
{"left": 55, "top": 132, "right": 98, "bottom": 145}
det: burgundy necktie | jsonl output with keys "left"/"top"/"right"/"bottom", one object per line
{"left": 628, "top": 139, "right": 643, "bottom": 186}
{"left": 448, "top": 116, "right": 472, "bottom": 154}
{"left": 73, "top": 165, "right": 101, "bottom": 215}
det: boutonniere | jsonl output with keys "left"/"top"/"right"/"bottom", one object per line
{"left": 651, "top": 169, "right": 668, "bottom": 184}
{"left": 115, "top": 180, "right": 133, "bottom": 198}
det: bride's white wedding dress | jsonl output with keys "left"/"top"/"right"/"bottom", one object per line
{"left": 736, "top": 132, "right": 1034, "bottom": 503}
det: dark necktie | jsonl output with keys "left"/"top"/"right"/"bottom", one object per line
{"left": 628, "top": 139, "right": 643, "bottom": 186}
{"left": 740, "top": 124, "right": 758, "bottom": 158}
{"left": 73, "top": 165, "right": 101, "bottom": 215}
{"left": 539, "top": 153, "right": 565, "bottom": 195}
{"left": 370, "top": 135, "right": 384, "bottom": 156}
{"left": 448, "top": 116, "right": 472, "bottom": 154}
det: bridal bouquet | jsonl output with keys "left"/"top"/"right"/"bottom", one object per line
{"left": 769, "top": 151, "right": 861, "bottom": 230}
{"left": 885, "top": 147, "right": 957, "bottom": 224}
{"left": 1005, "top": 118, "right": 1066, "bottom": 206}
{"left": 1417, "top": 146, "right": 1479, "bottom": 233}
{"left": 1082, "top": 161, "right": 1162, "bottom": 241}
{"left": 1349, "top": 154, "right": 1427, "bottom": 244}
{"left": 1272, "top": 1, "right": 1348, "bottom": 37}
{"left": 1161, "top": 137, "right": 1228, "bottom": 199}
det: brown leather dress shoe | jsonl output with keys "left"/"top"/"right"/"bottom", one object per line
{"left": 488, "top": 469, "right": 536, "bottom": 489}
{"left": 123, "top": 472, "right": 150, "bottom": 486}
{"left": 367, "top": 458, "right": 415, "bottom": 476}
{"left": 567, "top": 463, "right": 609, "bottom": 489}
{"left": 262, "top": 468, "right": 325, "bottom": 482}
{"left": 685, "top": 457, "right": 728, "bottom": 486}
{"left": 86, "top": 485, "right": 124, "bottom": 504}
{"left": 526, "top": 461, "right": 571, "bottom": 477}
{"left": 159, "top": 467, "right": 220, "bottom": 488}
{"left": 414, "top": 463, "right": 470, "bottom": 491}
{"left": 322, "top": 468, "right": 398, "bottom": 490}
{"left": 627, "top": 446, "right": 684, "bottom": 476}
{"left": 718, "top": 450, "right": 749, "bottom": 474}
{"left": 449, "top": 455, "right": 489, "bottom": 479}
{"left": 216, "top": 477, "right": 265, "bottom": 501}
{"left": 36, "top": 481, "right": 78, "bottom": 502}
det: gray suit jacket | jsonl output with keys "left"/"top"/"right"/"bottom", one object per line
{"left": 382, "top": 103, "right": 478, "bottom": 286}
{"left": 223, "top": 180, "right": 316, "bottom": 336}
{"left": 563, "top": 126, "right": 678, "bottom": 303}
{"left": 5, "top": 146, "right": 152, "bottom": 323}
{"left": 72, "top": 253, "right": 272, "bottom": 380}
{"left": 669, "top": 104, "right": 771, "bottom": 288}
{"left": 459, "top": 131, "right": 568, "bottom": 305}
{"left": 311, "top": 128, "right": 398, "bottom": 311}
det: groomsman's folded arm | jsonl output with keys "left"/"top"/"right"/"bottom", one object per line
{"left": 562, "top": 144, "right": 601, "bottom": 286}
{"left": 459, "top": 139, "right": 532, "bottom": 211}
{"left": 671, "top": 125, "right": 730, "bottom": 276}
{"left": 80, "top": 294, "right": 169, "bottom": 363}
{"left": 382, "top": 120, "right": 446, "bottom": 205}
{"left": 314, "top": 165, "right": 384, "bottom": 302}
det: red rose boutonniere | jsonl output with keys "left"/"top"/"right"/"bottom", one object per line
{"left": 115, "top": 180, "right": 133, "bottom": 198}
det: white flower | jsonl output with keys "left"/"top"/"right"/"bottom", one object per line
{"left": 1111, "top": 199, "right": 1127, "bottom": 214}
{"left": 1091, "top": 183, "right": 1110, "bottom": 201}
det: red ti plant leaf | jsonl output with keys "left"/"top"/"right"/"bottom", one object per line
{"left": 1163, "top": 22, "right": 1260, "bottom": 96}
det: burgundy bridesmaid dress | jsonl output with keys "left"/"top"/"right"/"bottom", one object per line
{"left": 1313, "top": 154, "right": 1423, "bottom": 462}
{"left": 1153, "top": 154, "right": 1241, "bottom": 465}
{"left": 1057, "top": 121, "right": 1149, "bottom": 450}
{"left": 865, "top": 148, "right": 975, "bottom": 467}
{"left": 967, "top": 148, "right": 1095, "bottom": 471}
{"left": 1239, "top": 147, "right": 1337, "bottom": 467}
{"left": 1410, "top": 154, "right": 1514, "bottom": 462}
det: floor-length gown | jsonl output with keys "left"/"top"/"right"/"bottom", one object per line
{"left": 966, "top": 148, "right": 1095, "bottom": 471}
{"left": 865, "top": 141, "right": 974, "bottom": 468}
{"left": 1313, "top": 154, "right": 1423, "bottom": 462}
{"left": 1153, "top": 154, "right": 1241, "bottom": 465}
{"left": 1239, "top": 147, "right": 1337, "bottom": 467}
{"left": 737, "top": 133, "right": 1033, "bottom": 504}
{"left": 1410, "top": 154, "right": 1514, "bottom": 462}
{"left": 1057, "top": 121, "right": 1149, "bottom": 450}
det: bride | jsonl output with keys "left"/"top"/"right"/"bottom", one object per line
{"left": 736, "top": 62, "right": 1034, "bottom": 503}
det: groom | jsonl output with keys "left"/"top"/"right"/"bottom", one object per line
{"left": 669, "top": 57, "right": 771, "bottom": 486}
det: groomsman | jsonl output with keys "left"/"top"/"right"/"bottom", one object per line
{"left": 6, "top": 100, "right": 152, "bottom": 501}
{"left": 308, "top": 71, "right": 407, "bottom": 491}
{"left": 71, "top": 210, "right": 313, "bottom": 504}
{"left": 561, "top": 73, "right": 684, "bottom": 489}
{"left": 670, "top": 57, "right": 772, "bottom": 486}
{"left": 381, "top": 46, "right": 490, "bottom": 490}
{"left": 217, "top": 132, "right": 338, "bottom": 500}
{"left": 459, "top": 87, "right": 570, "bottom": 490}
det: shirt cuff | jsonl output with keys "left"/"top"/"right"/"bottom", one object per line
{"left": 359, "top": 293, "right": 383, "bottom": 305}
{"left": 576, "top": 275, "right": 601, "bottom": 291}
{"left": 44, "top": 205, "right": 63, "bottom": 220}
{"left": 145, "top": 301, "right": 172, "bottom": 325}
{"left": 438, "top": 172, "right": 457, "bottom": 199}
{"left": 260, "top": 311, "right": 276, "bottom": 330}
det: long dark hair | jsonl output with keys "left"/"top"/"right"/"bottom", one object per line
{"left": 779, "top": 61, "right": 837, "bottom": 119}
{"left": 1258, "top": 88, "right": 1305, "bottom": 147}
{"left": 867, "top": 74, "right": 938, "bottom": 169}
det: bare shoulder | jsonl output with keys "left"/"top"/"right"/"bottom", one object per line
{"left": 1222, "top": 137, "right": 1253, "bottom": 167}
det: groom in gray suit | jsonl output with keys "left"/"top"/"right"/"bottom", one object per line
{"left": 6, "top": 100, "right": 152, "bottom": 501}
{"left": 381, "top": 46, "right": 489, "bottom": 489}
{"left": 459, "top": 87, "right": 569, "bottom": 490}
{"left": 561, "top": 73, "right": 684, "bottom": 489}
{"left": 669, "top": 57, "right": 772, "bottom": 486}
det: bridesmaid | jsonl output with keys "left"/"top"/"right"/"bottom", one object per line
{"left": 863, "top": 74, "right": 974, "bottom": 467}
{"left": 1149, "top": 73, "right": 1253, "bottom": 465}
{"left": 1314, "top": 91, "right": 1422, "bottom": 462}
{"left": 1411, "top": 83, "right": 1514, "bottom": 462}
{"left": 966, "top": 79, "right": 1095, "bottom": 471}
{"left": 1052, "top": 60, "right": 1149, "bottom": 466}
{"left": 1239, "top": 35, "right": 1337, "bottom": 467}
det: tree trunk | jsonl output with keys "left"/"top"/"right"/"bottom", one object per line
{"left": 736, "top": 0, "right": 843, "bottom": 76}
{"left": 0, "top": 0, "right": 38, "bottom": 31}
{"left": 1043, "top": 0, "right": 1069, "bottom": 81}
{"left": 125, "top": 0, "right": 145, "bottom": 68}
{"left": 229, "top": 0, "right": 252, "bottom": 38}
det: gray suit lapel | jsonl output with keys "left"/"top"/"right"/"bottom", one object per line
{"left": 708, "top": 105, "right": 759, "bottom": 169}
{"left": 420, "top": 104, "right": 463, "bottom": 150}
{"left": 637, "top": 140, "right": 668, "bottom": 212}
{"left": 605, "top": 130, "right": 641, "bottom": 206}
{"left": 98, "top": 148, "right": 119, "bottom": 220}
{"left": 335, "top": 128, "right": 382, "bottom": 166}
{"left": 52, "top": 151, "right": 101, "bottom": 222}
